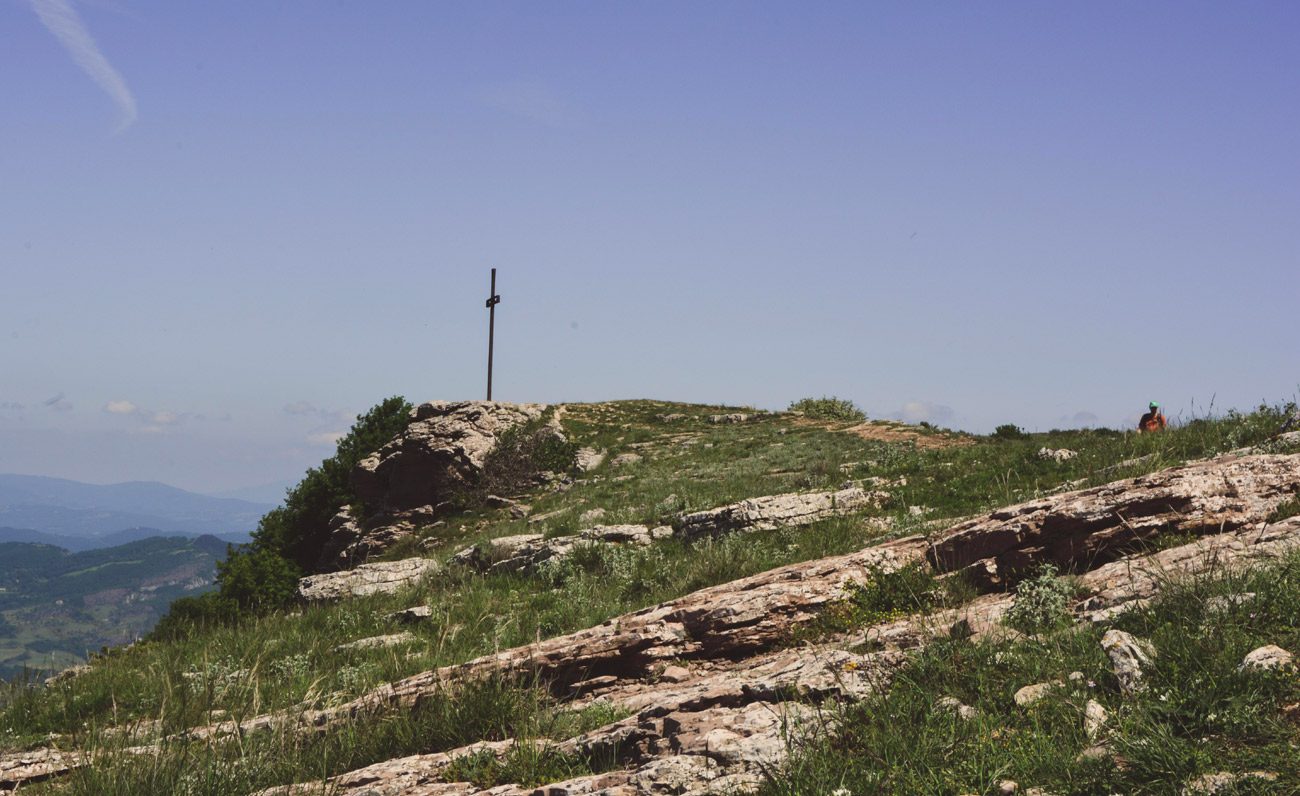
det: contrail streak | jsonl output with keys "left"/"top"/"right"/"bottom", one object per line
{"left": 29, "top": 0, "right": 137, "bottom": 132}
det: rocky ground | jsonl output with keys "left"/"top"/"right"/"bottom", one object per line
{"left": 4, "top": 400, "right": 1299, "bottom": 795}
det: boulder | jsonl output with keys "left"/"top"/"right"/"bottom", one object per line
{"left": 676, "top": 487, "right": 885, "bottom": 541}
{"left": 1101, "top": 630, "right": 1154, "bottom": 695}
{"left": 1038, "top": 447, "right": 1078, "bottom": 462}
{"left": 334, "top": 633, "right": 418, "bottom": 653}
{"left": 1084, "top": 699, "right": 1108, "bottom": 740}
{"left": 351, "top": 401, "right": 547, "bottom": 510}
{"left": 1239, "top": 644, "right": 1293, "bottom": 672}
{"left": 297, "top": 558, "right": 440, "bottom": 602}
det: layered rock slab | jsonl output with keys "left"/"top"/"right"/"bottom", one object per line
{"left": 297, "top": 558, "right": 441, "bottom": 602}
{"left": 928, "top": 453, "right": 1300, "bottom": 586}
{"left": 676, "top": 486, "right": 885, "bottom": 541}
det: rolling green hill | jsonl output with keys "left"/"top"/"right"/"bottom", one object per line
{"left": 0, "top": 536, "right": 227, "bottom": 678}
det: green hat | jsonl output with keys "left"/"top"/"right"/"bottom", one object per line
{"left": 1149, "top": 401, "right": 1159, "bottom": 409}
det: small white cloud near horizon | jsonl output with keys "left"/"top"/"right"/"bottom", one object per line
{"left": 29, "top": 0, "right": 138, "bottom": 132}
{"left": 888, "top": 401, "right": 955, "bottom": 426}
{"left": 103, "top": 399, "right": 195, "bottom": 430}
{"left": 306, "top": 431, "right": 346, "bottom": 446}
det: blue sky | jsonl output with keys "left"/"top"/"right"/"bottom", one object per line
{"left": 2, "top": 1, "right": 1297, "bottom": 493}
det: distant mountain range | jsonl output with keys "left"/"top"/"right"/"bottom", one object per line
{"left": 0, "top": 474, "right": 272, "bottom": 544}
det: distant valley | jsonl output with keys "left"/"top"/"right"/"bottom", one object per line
{"left": 0, "top": 474, "right": 272, "bottom": 677}
{"left": 0, "top": 536, "right": 231, "bottom": 678}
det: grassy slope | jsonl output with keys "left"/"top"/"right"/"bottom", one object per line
{"left": 3, "top": 399, "right": 1297, "bottom": 795}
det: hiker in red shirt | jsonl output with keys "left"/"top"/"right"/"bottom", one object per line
{"left": 1138, "top": 402, "right": 1167, "bottom": 433}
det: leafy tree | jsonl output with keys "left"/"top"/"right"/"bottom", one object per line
{"left": 154, "top": 396, "right": 412, "bottom": 632}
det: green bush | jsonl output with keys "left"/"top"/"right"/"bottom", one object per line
{"left": 1004, "top": 564, "right": 1076, "bottom": 634}
{"left": 787, "top": 396, "right": 866, "bottom": 422}
{"left": 993, "top": 423, "right": 1027, "bottom": 440}
{"left": 154, "top": 397, "right": 412, "bottom": 628}
{"left": 471, "top": 417, "right": 578, "bottom": 503}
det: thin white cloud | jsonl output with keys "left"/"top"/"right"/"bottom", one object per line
{"left": 306, "top": 431, "right": 345, "bottom": 447}
{"left": 888, "top": 401, "right": 955, "bottom": 425}
{"left": 283, "top": 401, "right": 318, "bottom": 416}
{"left": 29, "top": 0, "right": 138, "bottom": 132}
{"left": 285, "top": 400, "right": 355, "bottom": 425}
{"left": 103, "top": 399, "right": 196, "bottom": 430}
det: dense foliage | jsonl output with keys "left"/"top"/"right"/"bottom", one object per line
{"left": 153, "top": 397, "right": 412, "bottom": 634}
{"left": 787, "top": 396, "right": 867, "bottom": 422}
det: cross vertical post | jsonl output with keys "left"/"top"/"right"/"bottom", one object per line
{"left": 485, "top": 268, "right": 501, "bottom": 400}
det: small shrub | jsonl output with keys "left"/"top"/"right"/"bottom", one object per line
{"left": 787, "top": 396, "right": 866, "bottom": 423}
{"left": 799, "top": 563, "right": 940, "bottom": 640}
{"left": 1004, "top": 564, "right": 1075, "bottom": 634}
{"left": 1270, "top": 493, "right": 1300, "bottom": 523}
{"left": 472, "top": 417, "right": 579, "bottom": 503}
{"left": 993, "top": 423, "right": 1027, "bottom": 440}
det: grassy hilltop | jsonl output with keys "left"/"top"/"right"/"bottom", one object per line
{"left": 2, "top": 398, "right": 1298, "bottom": 795}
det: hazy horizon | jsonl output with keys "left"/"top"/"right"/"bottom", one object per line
{"left": 3, "top": 1, "right": 1297, "bottom": 493}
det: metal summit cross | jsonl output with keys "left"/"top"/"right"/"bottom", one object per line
{"left": 484, "top": 267, "right": 501, "bottom": 400}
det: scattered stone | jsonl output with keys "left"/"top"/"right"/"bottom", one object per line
{"left": 611, "top": 452, "right": 642, "bottom": 467}
{"left": 1076, "top": 744, "right": 1113, "bottom": 764}
{"left": 1183, "top": 771, "right": 1278, "bottom": 795}
{"left": 936, "top": 696, "right": 979, "bottom": 720}
{"left": 575, "top": 447, "right": 606, "bottom": 472}
{"left": 1204, "top": 592, "right": 1255, "bottom": 614}
{"left": 998, "top": 780, "right": 1019, "bottom": 795}
{"left": 1101, "top": 630, "right": 1154, "bottom": 695}
{"left": 526, "top": 507, "right": 570, "bottom": 526}
{"left": 43, "top": 664, "right": 92, "bottom": 687}
{"left": 660, "top": 665, "right": 691, "bottom": 683}
{"left": 677, "top": 487, "right": 885, "bottom": 541}
{"left": 708, "top": 413, "right": 752, "bottom": 424}
{"left": 657, "top": 413, "right": 686, "bottom": 422}
{"left": 509, "top": 503, "right": 532, "bottom": 519}
{"left": 297, "top": 558, "right": 440, "bottom": 602}
{"left": 386, "top": 606, "right": 432, "bottom": 624}
{"left": 1239, "top": 645, "right": 1293, "bottom": 672}
{"left": 908, "top": 505, "right": 929, "bottom": 517}
{"left": 1084, "top": 699, "right": 1108, "bottom": 740}
{"left": 334, "top": 633, "right": 417, "bottom": 653}
{"left": 1038, "top": 447, "right": 1078, "bottom": 462}
{"left": 1014, "top": 682, "right": 1056, "bottom": 707}
{"left": 579, "top": 507, "right": 607, "bottom": 524}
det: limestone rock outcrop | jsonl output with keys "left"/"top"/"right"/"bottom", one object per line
{"left": 450, "top": 525, "right": 673, "bottom": 575}
{"left": 297, "top": 558, "right": 440, "bottom": 602}
{"left": 928, "top": 453, "right": 1300, "bottom": 586}
{"left": 676, "top": 486, "right": 885, "bottom": 541}
{"left": 352, "top": 401, "right": 548, "bottom": 511}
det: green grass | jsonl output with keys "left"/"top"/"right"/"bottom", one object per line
{"left": 30, "top": 678, "right": 625, "bottom": 796}
{"left": 4, "top": 399, "right": 1296, "bottom": 794}
{"left": 761, "top": 549, "right": 1300, "bottom": 796}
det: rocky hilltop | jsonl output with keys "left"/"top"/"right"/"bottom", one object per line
{"left": 3, "top": 399, "right": 1298, "bottom": 795}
